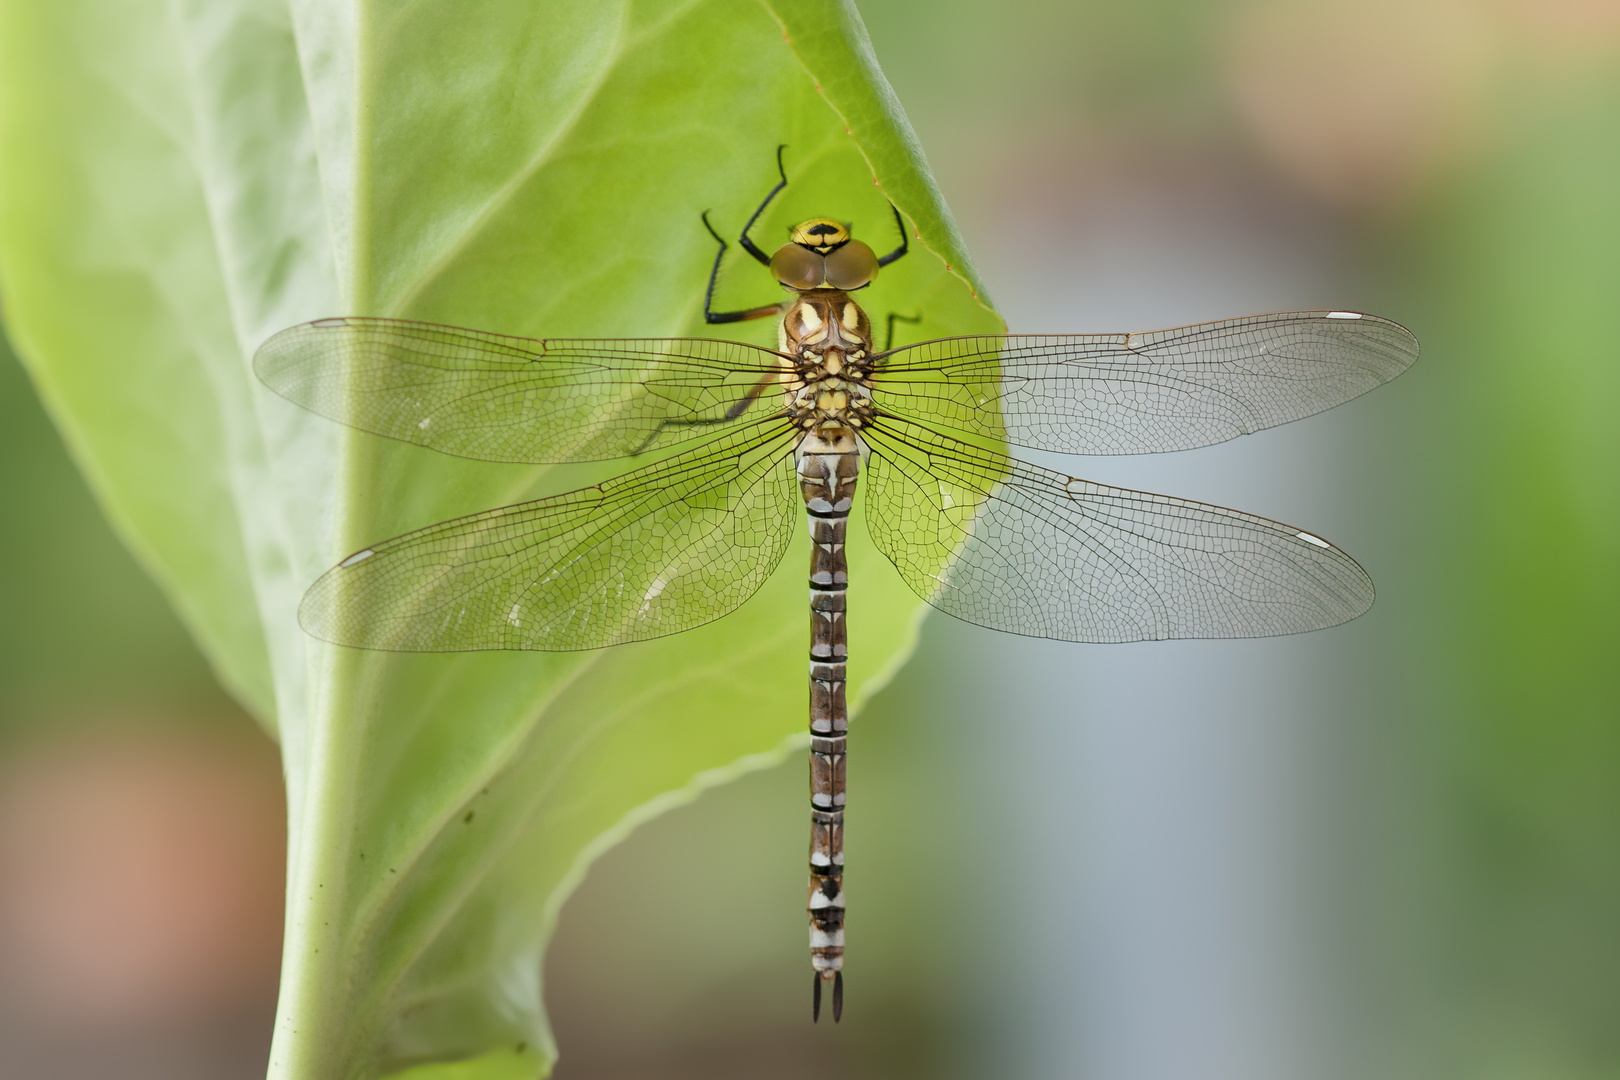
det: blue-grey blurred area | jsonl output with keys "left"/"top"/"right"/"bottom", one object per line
{"left": 5, "top": 1, "right": 1618, "bottom": 1078}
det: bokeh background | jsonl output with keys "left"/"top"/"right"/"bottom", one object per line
{"left": 2, "top": 0, "right": 1616, "bottom": 1076}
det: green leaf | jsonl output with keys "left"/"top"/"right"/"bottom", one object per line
{"left": 0, "top": 0, "right": 1000, "bottom": 1076}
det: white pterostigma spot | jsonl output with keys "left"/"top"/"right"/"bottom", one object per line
{"left": 339, "top": 549, "right": 375, "bottom": 567}
{"left": 1326, "top": 311, "right": 1363, "bottom": 320}
{"left": 1296, "top": 531, "right": 1332, "bottom": 548}
{"left": 311, "top": 317, "right": 347, "bottom": 328}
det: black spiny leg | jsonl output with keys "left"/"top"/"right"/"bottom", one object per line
{"left": 876, "top": 204, "right": 909, "bottom": 267}
{"left": 701, "top": 212, "right": 783, "bottom": 325}
{"left": 703, "top": 146, "right": 792, "bottom": 324}
{"left": 627, "top": 373, "right": 784, "bottom": 456}
{"left": 883, "top": 311, "right": 921, "bottom": 352}
{"left": 738, "top": 144, "right": 789, "bottom": 266}
{"left": 812, "top": 972, "right": 823, "bottom": 1022}
{"left": 833, "top": 971, "right": 843, "bottom": 1022}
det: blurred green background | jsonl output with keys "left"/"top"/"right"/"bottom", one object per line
{"left": 1, "top": 0, "right": 1615, "bottom": 1077}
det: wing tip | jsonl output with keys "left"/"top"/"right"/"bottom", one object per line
{"left": 295, "top": 566, "right": 354, "bottom": 647}
{"left": 1317, "top": 308, "right": 1421, "bottom": 369}
{"left": 251, "top": 319, "right": 335, "bottom": 393}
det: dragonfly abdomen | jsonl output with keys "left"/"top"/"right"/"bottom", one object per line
{"left": 797, "top": 428, "right": 858, "bottom": 1022}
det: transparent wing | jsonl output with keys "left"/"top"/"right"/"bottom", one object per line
{"left": 873, "top": 310, "right": 1418, "bottom": 455}
{"left": 300, "top": 422, "right": 801, "bottom": 651}
{"left": 862, "top": 417, "right": 1374, "bottom": 643}
{"left": 254, "top": 317, "right": 788, "bottom": 463}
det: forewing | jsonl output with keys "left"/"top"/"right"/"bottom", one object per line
{"left": 254, "top": 317, "right": 787, "bottom": 463}
{"left": 862, "top": 418, "right": 1374, "bottom": 642}
{"left": 300, "top": 423, "right": 801, "bottom": 651}
{"left": 874, "top": 311, "right": 1417, "bottom": 455}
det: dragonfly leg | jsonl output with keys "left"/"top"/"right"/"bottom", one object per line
{"left": 875, "top": 204, "right": 909, "bottom": 268}
{"left": 701, "top": 210, "right": 788, "bottom": 324}
{"left": 627, "top": 375, "right": 787, "bottom": 456}
{"left": 883, "top": 311, "right": 922, "bottom": 352}
{"left": 702, "top": 147, "right": 794, "bottom": 324}
{"left": 737, "top": 144, "right": 789, "bottom": 266}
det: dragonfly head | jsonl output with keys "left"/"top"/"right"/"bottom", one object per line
{"left": 790, "top": 218, "right": 851, "bottom": 252}
{"left": 772, "top": 219, "right": 880, "bottom": 293}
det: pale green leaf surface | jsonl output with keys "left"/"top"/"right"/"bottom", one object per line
{"left": 0, "top": 1, "right": 1001, "bottom": 1077}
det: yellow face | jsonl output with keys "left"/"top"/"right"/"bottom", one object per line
{"left": 790, "top": 218, "right": 851, "bottom": 254}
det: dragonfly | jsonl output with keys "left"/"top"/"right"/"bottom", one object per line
{"left": 253, "top": 151, "right": 1418, "bottom": 1024}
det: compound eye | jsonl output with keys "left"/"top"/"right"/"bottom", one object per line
{"left": 822, "top": 240, "right": 878, "bottom": 291}
{"left": 770, "top": 244, "right": 825, "bottom": 291}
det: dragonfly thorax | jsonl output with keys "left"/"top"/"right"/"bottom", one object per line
{"left": 781, "top": 292, "right": 875, "bottom": 433}
{"left": 781, "top": 292, "right": 872, "bottom": 354}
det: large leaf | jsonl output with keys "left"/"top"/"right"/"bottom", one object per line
{"left": 0, "top": 0, "right": 1001, "bottom": 1076}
